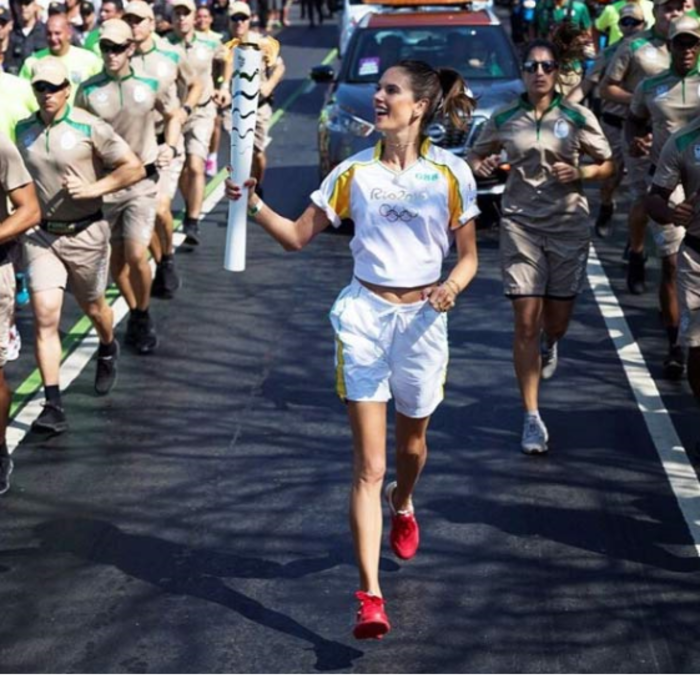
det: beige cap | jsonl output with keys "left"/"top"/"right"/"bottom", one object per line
{"left": 669, "top": 14, "right": 700, "bottom": 40}
{"left": 619, "top": 3, "right": 645, "bottom": 21}
{"left": 229, "top": 1, "right": 251, "bottom": 16}
{"left": 172, "top": 0, "right": 196, "bottom": 12}
{"left": 100, "top": 18, "right": 133, "bottom": 44}
{"left": 123, "top": 0, "right": 154, "bottom": 20}
{"left": 31, "top": 57, "right": 69, "bottom": 86}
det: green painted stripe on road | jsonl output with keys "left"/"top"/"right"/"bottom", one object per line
{"left": 9, "top": 47, "right": 338, "bottom": 419}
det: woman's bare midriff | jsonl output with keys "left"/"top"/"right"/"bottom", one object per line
{"left": 357, "top": 278, "right": 436, "bottom": 304}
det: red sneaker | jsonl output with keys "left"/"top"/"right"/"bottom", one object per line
{"left": 385, "top": 481, "right": 420, "bottom": 560}
{"left": 353, "top": 591, "right": 390, "bottom": 640}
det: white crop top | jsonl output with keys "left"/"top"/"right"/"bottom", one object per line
{"left": 311, "top": 139, "right": 480, "bottom": 288}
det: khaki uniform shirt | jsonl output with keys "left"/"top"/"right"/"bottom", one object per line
{"left": 585, "top": 43, "right": 627, "bottom": 118}
{"left": 165, "top": 31, "right": 226, "bottom": 106}
{"left": 472, "top": 94, "right": 612, "bottom": 236}
{"left": 603, "top": 29, "right": 670, "bottom": 95}
{"left": 224, "top": 32, "right": 282, "bottom": 94}
{"left": 0, "top": 132, "right": 33, "bottom": 263}
{"left": 630, "top": 66, "right": 700, "bottom": 164}
{"left": 653, "top": 118, "right": 700, "bottom": 240}
{"left": 15, "top": 106, "right": 132, "bottom": 222}
{"left": 75, "top": 69, "right": 163, "bottom": 165}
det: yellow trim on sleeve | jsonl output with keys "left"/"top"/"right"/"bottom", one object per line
{"left": 430, "top": 162, "right": 464, "bottom": 228}
{"left": 328, "top": 166, "right": 355, "bottom": 221}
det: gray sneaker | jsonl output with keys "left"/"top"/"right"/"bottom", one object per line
{"left": 521, "top": 415, "right": 549, "bottom": 455}
{"left": 0, "top": 456, "right": 13, "bottom": 495}
{"left": 540, "top": 335, "right": 558, "bottom": 381}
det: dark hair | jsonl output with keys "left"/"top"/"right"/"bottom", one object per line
{"left": 103, "top": 0, "right": 125, "bottom": 9}
{"left": 522, "top": 38, "right": 560, "bottom": 65}
{"left": 394, "top": 59, "right": 477, "bottom": 132}
{"left": 550, "top": 22, "right": 589, "bottom": 65}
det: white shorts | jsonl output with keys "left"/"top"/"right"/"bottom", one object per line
{"left": 329, "top": 279, "right": 449, "bottom": 418}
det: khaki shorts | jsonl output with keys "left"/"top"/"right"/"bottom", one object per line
{"left": 223, "top": 102, "right": 272, "bottom": 152}
{"left": 24, "top": 220, "right": 111, "bottom": 304}
{"left": 183, "top": 102, "right": 216, "bottom": 161}
{"left": 0, "top": 261, "right": 15, "bottom": 369}
{"left": 678, "top": 243, "right": 700, "bottom": 348}
{"left": 500, "top": 219, "right": 590, "bottom": 299}
{"left": 650, "top": 184, "right": 685, "bottom": 259}
{"left": 601, "top": 120, "right": 624, "bottom": 176}
{"left": 622, "top": 151, "right": 651, "bottom": 203}
{"left": 158, "top": 140, "right": 185, "bottom": 202}
{"left": 105, "top": 176, "right": 159, "bottom": 246}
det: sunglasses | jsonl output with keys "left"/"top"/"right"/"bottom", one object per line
{"left": 174, "top": 8, "right": 192, "bottom": 16}
{"left": 124, "top": 14, "right": 146, "bottom": 25}
{"left": 522, "top": 59, "right": 558, "bottom": 74}
{"left": 100, "top": 41, "right": 131, "bottom": 54}
{"left": 230, "top": 13, "right": 250, "bottom": 21}
{"left": 619, "top": 17, "right": 644, "bottom": 28}
{"left": 0, "top": 19, "right": 9, "bottom": 26}
{"left": 33, "top": 80, "right": 69, "bottom": 93}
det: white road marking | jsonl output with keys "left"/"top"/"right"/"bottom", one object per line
{"left": 587, "top": 244, "right": 700, "bottom": 555}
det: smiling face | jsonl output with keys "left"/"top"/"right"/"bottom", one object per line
{"left": 46, "top": 15, "right": 71, "bottom": 55}
{"left": 195, "top": 7, "right": 212, "bottom": 31}
{"left": 373, "top": 66, "right": 428, "bottom": 135}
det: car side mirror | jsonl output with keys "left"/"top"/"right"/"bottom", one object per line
{"left": 310, "top": 65, "right": 335, "bottom": 83}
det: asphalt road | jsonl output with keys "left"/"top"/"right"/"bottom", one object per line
{"left": 2, "top": 13, "right": 700, "bottom": 674}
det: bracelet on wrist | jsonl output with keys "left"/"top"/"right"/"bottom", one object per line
{"left": 247, "top": 198, "right": 264, "bottom": 217}
{"left": 168, "top": 144, "right": 178, "bottom": 158}
{"left": 443, "top": 279, "right": 460, "bottom": 295}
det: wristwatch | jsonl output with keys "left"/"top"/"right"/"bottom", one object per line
{"left": 168, "top": 144, "right": 178, "bottom": 158}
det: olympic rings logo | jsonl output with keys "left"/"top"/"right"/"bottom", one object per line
{"left": 379, "top": 204, "right": 419, "bottom": 223}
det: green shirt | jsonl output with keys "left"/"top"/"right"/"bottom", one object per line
{"left": 536, "top": 0, "right": 592, "bottom": 39}
{"left": 84, "top": 28, "right": 102, "bottom": 57}
{"left": 0, "top": 72, "right": 38, "bottom": 141}
{"left": 595, "top": 0, "right": 654, "bottom": 46}
{"left": 19, "top": 46, "right": 104, "bottom": 105}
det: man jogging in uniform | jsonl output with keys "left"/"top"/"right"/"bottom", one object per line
{"left": 76, "top": 18, "right": 183, "bottom": 354}
{"left": 0, "top": 133, "right": 41, "bottom": 493}
{"left": 125, "top": 0, "right": 202, "bottom": 298}
{"left": 16, "top": 58, "right": 144, "bottom": 433}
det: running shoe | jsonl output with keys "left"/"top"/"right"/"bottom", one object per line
{"left": 32, "top": 402, "right": 68, "bottom": 434}
{"left": 627, "top": 250, "right": 646, "bottom": 295}
{"left": 594, "top": 202, "right": 615, "bottom": 239}
{"left": 133, "top": 312, "right": 158, "bottom": 355}
{"left": 152, "top": 258, "right": 181, "bottom": 299}
{"left": 540, "top": 335, "right": 558, "bottom": 380}
{"left": 385, "top": 481, "right": 420, "bottom": 560}
{"left": 0, "top": 456, "right": 13, "bottom": 495}
{"left": 124, "top": 312, "right": 137, "bottom": 347}
{"left": 353, "top": 591, "right": 390, "bottom": 640}
{"left": 183, "top": 219, "right": 201, "bottom": 246}
{"left": 95, "top": 341, "right": 119, "bottom": 396}
{"left": 15, "top": 272, "right": 29, "bottom": 308}
{"left": 6, "top": 325, "right": 21, "bottom": 362}
{"left": 663, "top": 345, "right": 685, "bottom": 381}
{"left": 521, "top": 414, "right": 549, "bottom": 455}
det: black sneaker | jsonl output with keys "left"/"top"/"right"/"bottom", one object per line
{"left": 155, "top": 258, "right": 181, "bottom": 299}
{"left": 133, "top": 312, "right": 158, "bottom": 355}
{"left": 595, "top": 202, "right": 615, "bottom": 238}
{"left": 663, "top": 345, "right": 685, "bottom": 380}
{"left": 627, "top": 251, "right": 646, "bottom": 295}
{"left": 0, "top": 456, "right": 13, "bottom": 495}
{"left": 32, "top": 402, "right": 68, "bottom": 434}
{"left": 95, "top": 340, "right": 119, "bottom": 396}
{"left": 124, "top": 312, "right": 137, "bottom": 347}
{"left": 183, "top": 220, "right": 200, "bottom": 246}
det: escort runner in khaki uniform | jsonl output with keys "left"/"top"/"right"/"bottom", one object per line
{"left": 125, "top": 0, "right": 203, "bottom": 299}
{"left": 166, "top": 0, "right": 229, "bottom": 246}
{"left": 76, "top": 18, "right": 181, "bottom": 354}
{"left": 601, "top": 0, "right": 685, "bottom": 294}
{"left": 0, "top": 133, "right": 41, "bottom": 495}
{"left": 648, "top": 117, "right": 700, "bottom": 429}
{"left": 15, "top": 58, "right": 145, "bottom": 434}
{"left": 628, "top": 15, "right": 700, "bottom": 378}
{"left": 470, "top": 42, "right": 614, "bottom": 456}
{"left": 223, "top": 2, "right": 285, "bottom": 190}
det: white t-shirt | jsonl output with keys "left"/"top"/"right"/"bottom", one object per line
{"left": 311, "top": 139, "right": 479, "bottom": 288}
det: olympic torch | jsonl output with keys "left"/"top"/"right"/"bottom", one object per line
{"left": 225, "top": 43, "right": 262, "bottom": 272}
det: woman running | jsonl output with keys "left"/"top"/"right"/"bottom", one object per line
{"left": 226, "top": 60, "right": 479, "bottom": 640}
{"left": 469, "top": 40, "right": 614, "bottom": 455}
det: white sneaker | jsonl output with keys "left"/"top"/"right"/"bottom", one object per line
{"left": 540, "top": 335, "right": 558, "bottom": 380}
{"left": 521, "top": 415, "right": 549, "bottom": 455}
{"left": 6, "top": 325, "right": 20, "bottom": 362}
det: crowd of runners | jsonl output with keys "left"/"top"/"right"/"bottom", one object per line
{"left": 1, "top": 0, "right": 700, "bottom": 644}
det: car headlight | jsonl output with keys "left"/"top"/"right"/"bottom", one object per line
{"left": 326, "top": 105, "right": 375, "bottom": 138}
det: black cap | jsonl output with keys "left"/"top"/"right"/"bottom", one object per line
{"left": 0, "top": 5, "right": 10, "bottom": 22}
{"left": 48, "top": 1, "right": 68, "bottom": 15}
{"left": 80, "top": 0, "right": 95, "bottom": 12}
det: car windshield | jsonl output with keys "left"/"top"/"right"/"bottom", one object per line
{"left": 345, "top": 26, "right": 519, "bottom": 83}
